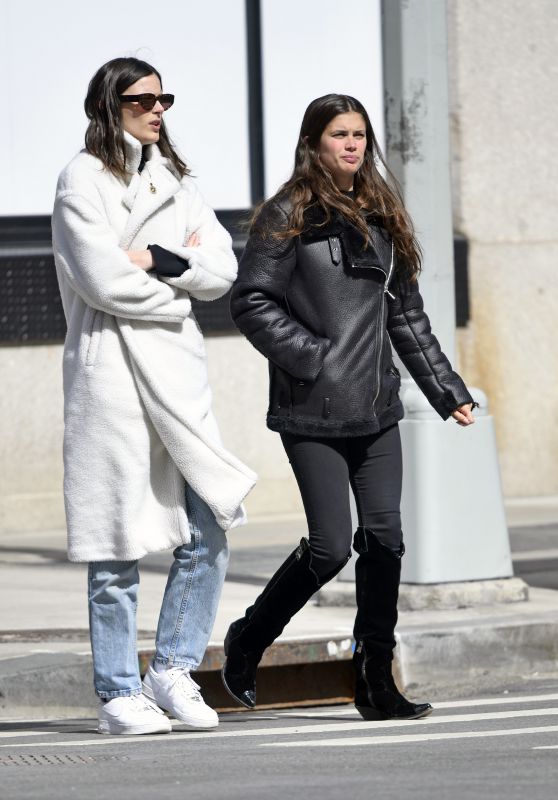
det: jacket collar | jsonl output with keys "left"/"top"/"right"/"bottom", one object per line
{"left": 122, "top": 130, "right": 144, "bottom": 175}
{"left": 300, "top": 203, "right": 391, "bottom": 276}
{"left": 119, "top": 131, "right": 182, "bottom": 248}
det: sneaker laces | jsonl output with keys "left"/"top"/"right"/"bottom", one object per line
{"left": 131, "top": 694, "right": 165, "bottom": 715}
{"left": 167, "top": 668, "right": 203, "bottom": 702}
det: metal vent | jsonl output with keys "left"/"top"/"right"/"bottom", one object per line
{"left": 0, "top": 753, "right": 95, "bottom": 767}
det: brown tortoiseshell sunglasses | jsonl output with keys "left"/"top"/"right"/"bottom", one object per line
{"left": 118, "top": 93, "right": 174, "bottom": 111}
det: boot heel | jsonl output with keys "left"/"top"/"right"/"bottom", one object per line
{"left": 355, "top": 704, "right": 389, "bottom": 721}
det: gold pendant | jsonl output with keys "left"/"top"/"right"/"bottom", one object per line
{"left": 149, "top": 183, "right": 157, "bottom": 194}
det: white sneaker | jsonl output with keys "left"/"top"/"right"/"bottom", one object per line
{"left": 97, "top": 694, "right": 172, "bottom": 735}
{"left": 142, "top": 664, "right": 219, "bottom": 730}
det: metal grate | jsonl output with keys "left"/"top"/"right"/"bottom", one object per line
{"left": 0, "top": 753, "right": 95, "bottom": 767}
{"left": 0, "top": 254, "right": 66, "bottom": 343}
{"left": 0, "top": 753, "right": 130, "bottom": 766}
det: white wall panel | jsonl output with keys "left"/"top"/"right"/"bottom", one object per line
{"left": 0, "top": 0, "right": 250, "bottom": 214}
{"left": 261, "top": 0, "right": 384, "bottom": 197}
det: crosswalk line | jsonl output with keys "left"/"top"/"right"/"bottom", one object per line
{"left": 0, "top": 730, "right": 61, "bottom": 740}
{"left": 2, "top": 706, "right": 558, "bottom": 748}
{"left": 261, "top": 725, "right": 558, "bottom": 748}
{"left": 277, "top": 693, "right": 558, "bottom": 717}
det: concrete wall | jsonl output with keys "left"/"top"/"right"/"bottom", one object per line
{"left": 205, "top": 338, "right": 304, "bottom": 518}
{"left": 0, "top": 339, "right": 302, "bottom": 532}
{"left": 0, "top": 345, "right": 65, "bottom": 531}
{"left": 448, "top": 0, "right": 558, "bottom": 497}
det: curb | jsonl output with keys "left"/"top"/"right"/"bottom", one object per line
{"left": 0, "top": 636, "right": 359, "bottom": 718}
{"left": 2, "top": 590, "right": 558, "bottom": 718}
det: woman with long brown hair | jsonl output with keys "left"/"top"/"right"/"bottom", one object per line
{"left": 52, "top": 57, "right": 255, "bottom": 735}
{"left": 222, "top": 93, "right": 475, "bottom": 720}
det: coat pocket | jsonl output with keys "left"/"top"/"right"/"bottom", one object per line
{"left": 269, "top": 363, "right": 292, "bottom": 413}
{"left": 85, "top": 308, "right": 105, "bottom": 367}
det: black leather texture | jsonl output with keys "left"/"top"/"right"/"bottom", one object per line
{"left": 230, "top": 199, "right": 473, "bottom": 437}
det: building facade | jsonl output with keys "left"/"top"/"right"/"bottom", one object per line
{"left": 1, "top": 0, "right": 556, "bottom": 532}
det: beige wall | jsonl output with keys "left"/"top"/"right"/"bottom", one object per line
{"left": 0, "top": 345, "right": 65, "bottom": 531}
{"left": 448, "top": 0, "right": 558, "bottom": 496}
{"left": 204, "top": 336, "right": 303, "bottom": 517}
{"left": 0, "top": 338, "right": 302, "bottom": 532}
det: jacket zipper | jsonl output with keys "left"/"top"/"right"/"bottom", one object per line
{"left": 371, "top": 293, "right": 385, "bottom": 416}
{"left": 350, "top": 241, "right": 395, "bottom": 296}
{"left": 384, "top": 241, "right": 395, "bottom": 299}
{"left": 371, "top": 243, "right": 394, "bottom": 415}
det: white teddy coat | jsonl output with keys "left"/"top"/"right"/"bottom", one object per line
{"left": 52, "top": 133, "right": 257, "bottom": 562}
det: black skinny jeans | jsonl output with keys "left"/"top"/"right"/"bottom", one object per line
{"left": 281, "top": 423, "right": 403, "bottom": 580}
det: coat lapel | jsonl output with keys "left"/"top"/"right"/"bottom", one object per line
{"left": 118, "top": 135, "right": 182, "bottom": 248}
{"left": 301, "top": 204, "right": 390, "bottom": 276}
{"left": 120, "top": 161, "right": 181, "bottom": 248}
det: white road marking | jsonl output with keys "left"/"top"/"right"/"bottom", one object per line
{"left": 532, "top": 745, "right": 558, "bottom": 750}
{"left": 2, "top": 706, "right": 558, "bottom": 748}
{"left": 0, "top": 732, "right": 195, "bottom": 748}
{"left": 277, "top": 693, "right": 558, "bottom": 717}
{"left": 512, "top": 548, "right": 558, "bottom": 561}
{"left": 0, "top": 730, "right": 61, "bottom": 739}
{"left": 261, "top": 725, "right": 558, "bottom": 748}
{"left": 1, "top": 692, "right": 555, "bottom": 725}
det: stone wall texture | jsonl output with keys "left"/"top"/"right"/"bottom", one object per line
{"left": 0, "top": 339, "right": 302, "bottom": 532}
{"left": 448, "top": 0, "right": 558, "bottom": 496}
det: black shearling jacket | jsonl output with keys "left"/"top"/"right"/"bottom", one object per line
{"left": 230, "top": 199, "right": 474, "bottom": 437}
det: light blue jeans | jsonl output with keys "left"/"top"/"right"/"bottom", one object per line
{"left": 88, "top": 485, "right": 229, "bottom": 699}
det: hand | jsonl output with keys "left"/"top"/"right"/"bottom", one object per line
{"left": 451, "top": 403, "right": 476, "bottom": 426}
{"left": 185, "top": 232, "right": 200, "bottom": 247}
{"left": 124, "top": 249, "right": 154, "bottom": 271}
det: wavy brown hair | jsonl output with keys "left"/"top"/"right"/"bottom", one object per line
{"left": 256, "top": 93, "right": 421, "bottom": 279}
{"left": 84, "top": 57, "right": 188, "bottom": 180}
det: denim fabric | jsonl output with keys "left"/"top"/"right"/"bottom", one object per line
{"left": 88, "top": 485, "right": 229, "bottom": 698}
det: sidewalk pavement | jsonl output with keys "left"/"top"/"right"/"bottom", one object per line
{"left": 1, "top": 509, "right": 557, "bottom": 717}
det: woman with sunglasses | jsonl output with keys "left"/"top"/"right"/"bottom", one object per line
{"left": 223, "top": 93, "right": 476, "bottom": 720}
{"left": 52, "top": 57, "right": 256, "bottom": 735}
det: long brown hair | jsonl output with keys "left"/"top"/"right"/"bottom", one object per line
{"left": 84, "top": 57, "right": 188, "bottom": 180}
{"left": 257, "top": 94, "right": 421, "bottom": 279}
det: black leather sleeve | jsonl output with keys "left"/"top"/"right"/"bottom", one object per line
{"left": 230, "top": 202, "right": 330, "bottom": 382}
{"left": 387, "top": 272, "right": 474, "bottom": 419}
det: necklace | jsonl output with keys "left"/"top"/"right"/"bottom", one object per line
{"left": 144, "top": 163, "right": 157, "bottom": 194}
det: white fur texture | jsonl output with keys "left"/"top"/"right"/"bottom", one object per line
{"left": 52, "top": 133, "right": 257, "bottom": 562}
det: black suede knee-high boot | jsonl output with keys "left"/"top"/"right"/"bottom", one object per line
{"left": 222, "top": 538, "right": 349, "bottom": 708}
{"left": 352, "top": 526, "right": 432, "bottom": 720}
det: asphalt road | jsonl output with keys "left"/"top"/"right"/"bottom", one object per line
{"left": 509, "top": 526, "right": 558, "bottom": 591}
{"left": 1, "top": 681, "right": 557, "bottom": 800}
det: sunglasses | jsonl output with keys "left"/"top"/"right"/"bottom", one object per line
{"left": 118, "top": 93, "right": 175, "bottom": 111}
